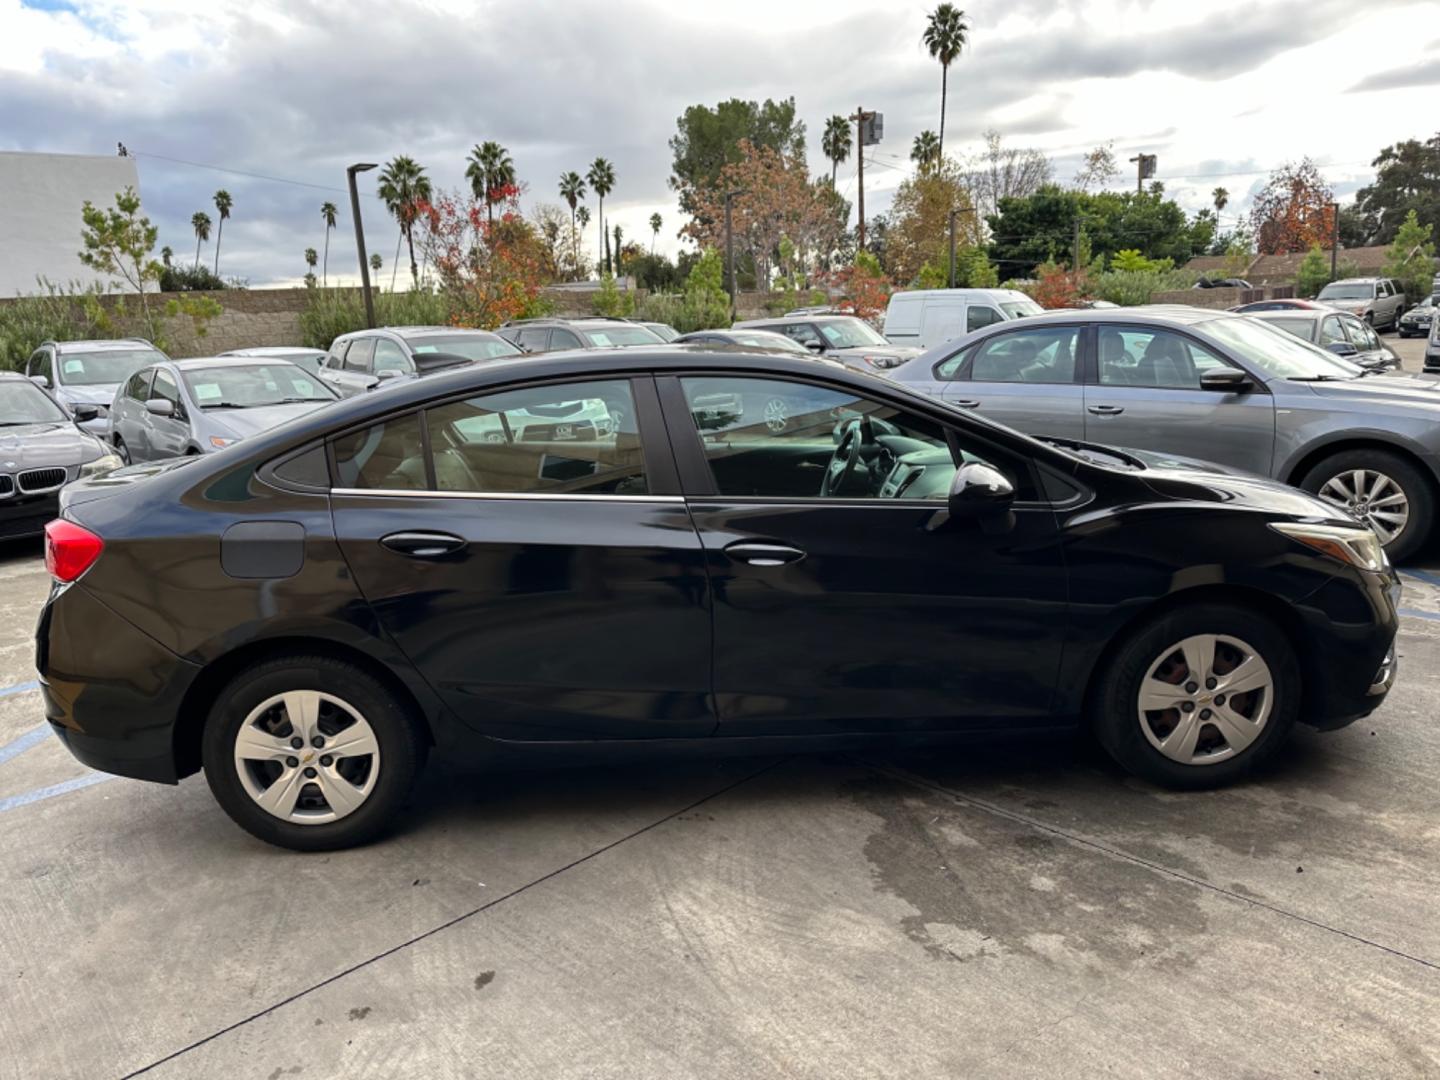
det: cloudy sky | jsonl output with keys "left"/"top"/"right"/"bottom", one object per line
{"left": 5, "top": 0, "right": 1439, "bottom": 287}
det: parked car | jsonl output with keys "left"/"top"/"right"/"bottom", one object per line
{"left": 1397, "top": 294, "right": 1438, "bottom": 338}
{"left": 891, "top": 305, "right": 1440, "bottom": 559}
{"left": 1314, "top": 278, "right": 1407, "bottom": 330}
{"left": 1229, "top": 299, "right": 1328, "bottom": 314}
{"left": 1248, "top": 309, "right": 1400, "bottom": 372}
{"left": 321, "top": 326, "right": 520, "bottom": 397}
{"left": 497, "top": 317, "right": 665, "bottom": 353}
{"left": 1193, "top": 278, "right": 1252, "bottom": 289}
{"left": 222, "top": 346, "right": 329, "bottom": 375}
{"left": 0, "top": 372, "right": 120, "bottom": 539}
{"left": 784, "top": 305, "right": 842, "bottom": 316}
{"left": 41, "top": 346, "right": 1397, "bottom": 849}
{"left": 1426, "top": 312, "right": 1440, "bottom": 373}
{"left": 732, "top": 314, "right": 923, "bottom": 373}
{"left": 109, "top": 357, "right": 338, "bottom": 463}
{"left": 673, "top": 328, "right": 816, "bottom": 355}
{"left": 882, "top": 288, "right": 1044, "bottom": 350}
{"left": 25, "top": 338, "right": 168, "bottom": 435}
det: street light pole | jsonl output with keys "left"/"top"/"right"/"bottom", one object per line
{"left": 347, "top": 162, "right": 378, "bottom": 328}
{"left": 724, "top": 189, "right": 745, "bottom": 321}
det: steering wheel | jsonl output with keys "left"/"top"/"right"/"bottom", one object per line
{"left": 821, "top": 418, "right": 866, "bottom": 496}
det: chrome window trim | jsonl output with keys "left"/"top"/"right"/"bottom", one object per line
{"left": 332, "top": 487, "right": 682, "bottom": 504}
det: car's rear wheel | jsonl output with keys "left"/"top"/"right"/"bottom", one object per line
{"left": 202, "top": 656, "right": 425, "bottom": 851}
{"left": 1093, "top": 603, "right": 1299, "bottom": 788}
{"left": 1300, "top": 448, "right": 1432, "bottom": 561}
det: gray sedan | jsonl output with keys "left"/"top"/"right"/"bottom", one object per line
{"left": 891, "top": 305, "right": 1440, "bottom": 558}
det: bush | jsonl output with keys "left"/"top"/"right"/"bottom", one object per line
{"left": 158, "top": 264, "right": 228, "bottom": 292}
{"left": 1296, "top": 244, "right": 1331, "bottom": 298}
{"left": 299, "top": 287, "right": 453, "bottom": 350}
{"left": 637, "top": 248, "right": 732, "bottom": 332}
{"left": 591, "top": 273, "right": 636, "bottom": 318}
{"left": 0, "top": 281, "right": 111, "bottom": 371}
{"left": 1089, "top": 267, "right": 1199, "bottom": 306}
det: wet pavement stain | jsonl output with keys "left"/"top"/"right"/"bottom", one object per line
{"left": 347, "top": 1006, "right": 371, "bottom": 1021}
{"left": 474, "top": 971, "right": 495, "bottom": 990}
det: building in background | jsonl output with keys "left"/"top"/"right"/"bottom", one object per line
{"left": 0, "top": 151, "right": 141, "bottom": 297}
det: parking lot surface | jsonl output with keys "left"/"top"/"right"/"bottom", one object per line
{"left": 3, "top": 335, "right": 1438, "bottom": 1079}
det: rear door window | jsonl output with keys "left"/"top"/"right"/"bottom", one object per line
{"left": 1096, "top": 327, "right": 1228, "bottom": 389}
{"left": 968, "top": 326, "right": 1081, "bottom": 383}
{"left": 333, "top": 412, "right": 427, "bottom": 489}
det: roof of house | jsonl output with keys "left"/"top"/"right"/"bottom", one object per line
{"left": 1186, "top": 245, "right": 1393, "bottom": 286}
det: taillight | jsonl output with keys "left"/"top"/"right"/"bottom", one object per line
{"left": 44, "top": 520, "right": 104, "bottom": 583}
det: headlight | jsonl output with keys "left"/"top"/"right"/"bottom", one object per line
{"left": 79, "top": 453, "right": 123, "bottom": 479}
{"left": 1271, "top": 522, "right": 1388, "bottom": 572}
{"left": 863, "top": 354, "right": 903, "bottom": 370}
{"left": 209, "top": 436, "right": 237, "bottom": 449}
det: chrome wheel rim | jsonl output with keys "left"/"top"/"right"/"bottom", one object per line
{"left": 233, "top": 691, "right": 380, "bottom": 825}
{"left": 763, "top": 397, "right": 790, "bottom": 432}
{"left": 1138, "top": 634, "right": 1273, "bottom": 766}
{"left": 1318, "top": 469, "right": 1408, "bottom": 545}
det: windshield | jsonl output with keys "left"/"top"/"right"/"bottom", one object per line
{"left": 818, "top": 319, "right": 888, "bottom": 348}
{"left": 582, "top": 326, "right": 663, "bottom": 347}
{"left": 406, "top": 334, "right": 521, "bottom": 361}
{"left": 0, "top": 381, "right": 69, "bottom": 425}
{"left": 1317, "top": 283, "right": 1373, "bottom": 301}
{"left": 731, "top": 332, "right": 809, "bottom": 353}
{"left": 1203, "top": 317, "right": 1364, "bottom": 380}
{"left": 56, "top": 348, "right": 166, "bottom": 387}
{"left": 1000, "top": 299, "right": 1044, "bottom": 319}
{"left": 182, "top": 364, "right": 337, "bottom": 408}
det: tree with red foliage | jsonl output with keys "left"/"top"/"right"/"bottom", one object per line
{"left": 820, "top": 250, "right": 891, "bottom": 322}
{"left": 416, "top": 188, "right": 550, "bottom": 329}
{"left": 1249, "top": 158, "right": 1335, "bottom": 254}
{"left": 1027, "top": 261, "right": 1092, "bottom": 308}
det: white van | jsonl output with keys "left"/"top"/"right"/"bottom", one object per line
{"left": 882, "top": 288, "right": 1043, "bottom": 351}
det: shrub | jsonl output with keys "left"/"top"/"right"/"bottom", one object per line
{"left": 158, "top": 264, "right": 228, "bottom": 292}
{"left": 1089, "top": 267, "right": 1199, "bottom": 306}
{"left": 591, "top": 273, "right": 636, "bottom": 318}
{"left": 1296, "top": 244, "right": 1331, "bottom": 298}
{"left": 637, "top": 248, "right": 732, "bottom": 332}
{"left": 298, "top": 287, "right": 453, "bottom": 350}
{"left": 0, "top": 281, "right": 110, "bottom": 371}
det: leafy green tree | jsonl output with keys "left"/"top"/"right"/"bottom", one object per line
{"left": 320, "top": 201, "right": 338, "bottom": 285}
{"left": 1355, "top": 133, "right": 1440, "bottom": 245}
{"left": 191, "top": 211, "right": 212, "bottom": 269}
{"left": 668, "top": 97, "right": 806, "bottom": 218}
{"left": 1382, "top": 209, "right": 1437, "bottom": 302}
{"left": 922, "top": 3, "right": 968, "bottom": 159}
{"left": 466, "top": 141, "right": 516, "bottom": 225}
{"left": 212, "top": 190, "right": 232, "bottom": 276}
{"left": 649, "top": 212, "right": 662, "bottom": 253}
{"left": 1296, "top": 243, "right": 1331, "bottom": 298}
{"left": 558, "top": 171, "right": 586, "bottom": 279}
{"left": 1110, "top": 249, "right": 1155, "bottom": 272}
{"left": 612, "top": 224, "right": 624, "bottom": 275}
{"left": 822, "top": 114, "right": 851, "bottom": 186}
{"left": 910, "top": 131, "right": 941, "bottom": 173}
{"left": 591, "top": 272, "right": 634, "bottom": 317}
{"left": 954, "top": 245, "right": 998, "bottom": 287}
{"left": 586, "top": 158, "right": 615, "bottom": 274}
{"left": 377, "top": 155, "right": 432, "bottom": 288}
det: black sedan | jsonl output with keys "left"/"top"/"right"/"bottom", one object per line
{"left": 0, "top": 372, "right": 120, "bottom": 539}
{"left": 39, "top": 349, "right": 1399, "bottom": 850}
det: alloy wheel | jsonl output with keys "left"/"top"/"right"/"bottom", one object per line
{"left": 1137, "top": 633, "right": 1274, "bottom": 765}
{"left": 233, "top": 690, "right": 381, "bottom": 824}
{"left": 763, "top": 397, "right": 790, "bottom": 433}
{"left": 1317, "top": 469, "right": 1408, "bottom": 545}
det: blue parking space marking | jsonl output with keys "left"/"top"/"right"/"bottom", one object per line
{"left": 0, "top": 773, "right": 114, "bottom": 814}
{"left": 1400, "top": 567, "right": 1440, "bottom": 589}
{"left": 0, "top": 679, "right": 39, "bottom": 700}
{"left": 1399, "top": 607, "right": 1440, "bottom": 623}
{"left": 0, "top": 724, "right": 50, "bottom": 766}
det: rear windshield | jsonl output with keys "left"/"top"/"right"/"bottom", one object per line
{"left": 405, "top": 334, "right": 521, "bottom": 361}
{"left": 56, "top": 348, "right": 166, "bottom": 386}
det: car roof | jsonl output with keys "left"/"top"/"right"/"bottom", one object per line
{"left": 1326, "top": 278, "right": 1380, "bottom": 285}
{"left": 1250, "top": 310, "right": 1321, "bottom": 321}
{"left": 1015, "top": 304, "right": 1239, "bottom": 327}
{"left": 52, "top": 339, "right": 158, "bottom": 352}
{"left": 222, "top": 346, "right": 325, "bottom": 356}
{"left": 170, "top": 355, "right": 304, "bottom": 371}
{"left": 734, "top": 314, "right": 864, "bottom": 327}
{"left": 503, "top": 317, "right": 638, "bottom": 329}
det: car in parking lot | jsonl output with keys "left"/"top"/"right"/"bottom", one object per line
{"left": 1248, "top": 309, "right": 1400, "bottom": 371}
{"left": 1229, "top": 299, "right": 1328, "bottom": 314}
{"left": 731, "top": 314, "right": 923, "bottom": 373}
{"left": 25, "top": 338, "right": 169, "bottom": 435}
{"left": 891, "top": 305, "right": 1440, "bottom": 559}
{"left": 1397, "top": 293, "right": 1438, "bottom": 338}
{"left": 1314, "top": 278, "right": 1407, "bottom": 330}
{"left": 221, "top": 346, "right": 329, "bottom": 376}
{"left": 633, "top": 320, "right": 679, "bottom": 343}
{"left": 0, "top": 372, "right": 120, "bottom": 538}
{"left": 321, "top": 326, "right": 520, "bottom": 397}
{"left": 39, "top": 347, "right": 1399, "bottom": 850}
{"left": 108, "top": 356, "right": 338, "bottom": 463}
{"left": 497, "top": 317, "right": 666, "bottom": 354}
{"left": 881, "top": 288, "right": 1043, "bottom": 350}
{"left": 1427, "top": 312, "right": 1440, "bottom": 373}
{"left": 673, "top": 328, "right": 815, "bottom": 355}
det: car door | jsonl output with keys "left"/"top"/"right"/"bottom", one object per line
{"left": 660, "top": 372, "right": 1071, "bottom": 735}
{"left": 110, "top": 367, "right": 152, "bottom": 456}
{"left": 935, "top": 323, "right": 1087, "bottom": 439}
{"left": 328, "top": 374, "right": 715, "bottom": 741}
{"left": 318, "top": 341, "right": 350, "bottom": 395}
{"left": 328, "top": 337, "right": 376, "bottom": 396}
{"left": 143, "top": 367, "right": 191, "bottom": 459}
{"left": 1082, "top": 324, "right": 1276, "bottom": 474}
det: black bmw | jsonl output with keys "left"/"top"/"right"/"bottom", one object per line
{"left": 38, "top": 348, "right": 1400, "bottom": 849}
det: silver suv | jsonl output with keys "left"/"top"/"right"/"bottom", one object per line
{"left": 319, "top": 326, "right": 520, "bottom": 397}
{"left": 26, "top": 338, "right": 169, "bottom": 434}
{"left": 1314, "top": 278, "right": 1407, "bottom": 331}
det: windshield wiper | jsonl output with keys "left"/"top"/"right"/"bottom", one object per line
{"left": 271, "top": 396, "right": 327, "bottom": 404}
{"left": 199, "top": 401, "right": 252, "bottom": 409}
{"left": 1289, "top": 374, "right": 1346, "bottom": 382}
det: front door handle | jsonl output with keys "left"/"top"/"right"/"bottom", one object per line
{"left": 952, "top": 399, "right": 981, "bottom": 409}
{"left": 1087, "top": 404, "right": 1124, "bottom": 416}
{"left": 723, "top": 541, "right": 806, "bottom": 567}
{"left": 380, "top": 531, "right": 466, "bottom": 558}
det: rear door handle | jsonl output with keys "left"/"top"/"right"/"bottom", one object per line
{"left": 723, "top": 541, "right": 806, "bottom": 567}
{"left": 1087, "top": 404, "right": 1124, "bottom": 416}
{"left": 380, "top": 531, "right": 466, "bottom": 558}
{"left": 952, "top": 399, "right": 981, "bottom": 409}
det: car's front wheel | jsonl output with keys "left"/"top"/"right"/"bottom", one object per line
{"left": 202, "top": 655, "right": 425, "bottom": 851}
{"left": 1300, "top": 448, "right": 1432, "bottom": 561}
{"left": 1093, "top": 603, "right": 1299, "bottom": 788}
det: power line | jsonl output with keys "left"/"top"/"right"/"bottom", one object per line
{"left": 131, "top": 150, "right": 386, "bottom": 199}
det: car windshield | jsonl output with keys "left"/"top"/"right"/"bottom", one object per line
{"left": 182, "top": 364, "right": 337, "bottom": 408}
{"left": 582, "top": 326, "right": 664, "bottom": 347}
{"left": 405, "top": 334, "right": 521, "bottom": 361}
{"left": 1316, "top": 283, "right": 1373, "bottom": 301}
{"left": 56, "top": 348, "right": 166, "bottom": 386}
{"left": 0, "top": 381, "right": 68, "bottom": 425}
{"left": 1000, "top": 299, "right": 1044, "bottom": 319}
{"left": 730, "top": 332, "right": 809, "bottom": 353}
{"left": 1202, "top": 317, "right": 1365, "bottom": 380}
{"left": 818, "top": 319, "right": 888, "bottom": 348}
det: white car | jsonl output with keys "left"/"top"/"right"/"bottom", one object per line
{"left": 882, "top": 288, "right": 1043, "bottom": 351}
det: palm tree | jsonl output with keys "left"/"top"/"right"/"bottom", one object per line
{"left": 922, "top": 3, "right": 968, "bottom": 160}
{"left": 161, "top": 246, "right": 173, "bottom": 268}
{"left": 822, "top": 115, "right": 852, "bottom": 186}
{"left": 586, "top": 157, "right": 616, "bottom": 274}
{"left": 649, "top": 212, "right": 662, "bottom": 254}
{"left": 1212, "top": 187, "right": 1230, "bottom": 214}
{"left": 911, "top": 130, "right": 941, "bottom": 173}
{"left": 211, "top": 190, "right": 232, "bottom": 276}
{"left": 320, "top": 201, "right": 338, "bottom": 286}
{"left": 466, "top": 141, "right": 516, "bottom": 225}
{"left": 377, "top": 155, "right": 432, "bottom": 288}
{"left": 304, "top": 248, "right": 318, "bottom": 270}
{"left": 370, "top": 252, "right": 382, "bottom": 274}
{"left": 191, "top": 211, "right": 212, "bottom": 269}
{"left": 558, "top": 171, "right": 586, "bottom": 278}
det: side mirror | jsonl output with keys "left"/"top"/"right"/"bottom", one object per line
{"left": 1199, "top": 367, "right": 1254, "bottom": 392}
{"left": 947, "top": 462, "right": 1015, "bottom": 519}
{"left": 29, "top": 374, "right": 50, "bottom": 389}
{"left": 71, "top": 403, "right": 100, "bottom": 422}
{"left": 145, "top": 399, "right": 175, "bottom": 418}
{"left": 1325, "top": 341, "right": 1359, "bottom": 357}
{"left": 376, "top": 369, "right": 400, "bottom": 380}
{"left": 804, "top": 340, "right": 825, "bottom": 353}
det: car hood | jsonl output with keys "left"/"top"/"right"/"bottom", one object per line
{"left": 55, "top": 384, "right": 119, "bottom": 406}
{"left": 831, "top": 344, "right": 925, "bottom": 359}
{"left": 203, "top": 400, "right": 335, "bottom": 439}
{"left": 1140, "top": 464, "right": 1356, "bottom": 522}
{"left": 1287, "top": 371, "right": 1440, "bottom": 405}
{"left": 0, "top": 422, "right": 104, "bottom": 467}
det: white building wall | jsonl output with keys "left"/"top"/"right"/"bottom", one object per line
{"left": 0, "top": 151, "right": 142, "bottom": 297}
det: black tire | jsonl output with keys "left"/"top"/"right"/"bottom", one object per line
{"left": 1299, "top": 448, "right": 1434, "bottom": 562}
{"left": 1092, "top": 602, "right": 1300, "bottom": 789}
{"left": 202, "top": 655, "right": 425, "bottom": 851}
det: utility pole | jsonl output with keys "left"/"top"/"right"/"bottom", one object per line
{"left": 849, "top": 107, "right": 883, "bottom": 252}
{"left": 347, "top": 162, "right": 378, "bottom": 328}
{"left": 724, "top": 189, "right": 745, "bottom": 321}
{"left": 1330, "top": 200, "right": 1340, "bottom": 280}
{"left": 1128, "top": 153, "right": 1156, "bottom": 194}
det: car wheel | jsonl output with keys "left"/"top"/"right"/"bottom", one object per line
{"left": 1300, "top": 449, "right": 1433, "bottom": 561}
{"left": 202, "top": 655, "right": 425, "bottom": 851}
{"left": 1093, "top": 603, "right": 1299, "bottom": 789}
{"left": 113, "top": 437, "right": 130, "bottom": 465}
{"left": 763, "top": 397, "right": 790, "bottom": 432}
